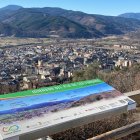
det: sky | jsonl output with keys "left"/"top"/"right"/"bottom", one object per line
{"left": 0, "top": 0, "right": 140, "bottom": 16}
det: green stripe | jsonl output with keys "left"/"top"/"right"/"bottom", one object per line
{"left": 0, "top": 79, "right": 104, "bottom": 99}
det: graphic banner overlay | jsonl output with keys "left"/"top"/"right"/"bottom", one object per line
{"left": 0, "top": 79, "right": 136, "bottom": 139}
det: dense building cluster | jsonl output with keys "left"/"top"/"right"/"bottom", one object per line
{"left": 0, "top": 40, "right": 140, "bottom": 94}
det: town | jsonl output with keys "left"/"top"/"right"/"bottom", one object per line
{"left": 0, "top": 38, "right": 140, "bottom": 94}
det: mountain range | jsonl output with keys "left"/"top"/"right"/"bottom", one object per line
{"left": 119, "top": 13, "right": 140, "bottom": 20}
{"left": 0, "top": 5, "right": 140, "bottom": 38}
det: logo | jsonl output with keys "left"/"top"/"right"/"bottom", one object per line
{"left": 2, "top": 125, "right": 20, "bottom": 133}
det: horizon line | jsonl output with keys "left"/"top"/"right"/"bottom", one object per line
{"left": 0, "top": 4, "right": 139, "bottom": 17}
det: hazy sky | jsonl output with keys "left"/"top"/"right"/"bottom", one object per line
{"left": 0, "top": 0, "right": 140, "bottom": 16}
